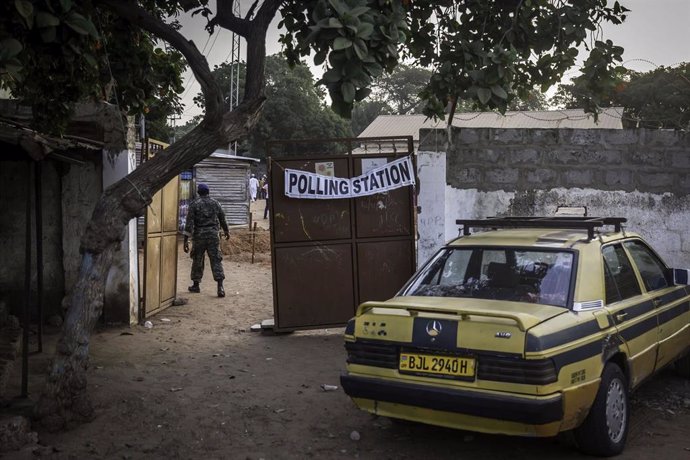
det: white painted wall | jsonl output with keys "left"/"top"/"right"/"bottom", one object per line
{"left": 416, "top": 150, "right": 446, "bottom": 267}
{"left": 102, "top": 148, "right": 140, "bottom": 324}
{"left": 416, "top": 158, "right": 690, "bottom": 270}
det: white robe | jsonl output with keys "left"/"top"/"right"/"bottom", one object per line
{"left": 249, "top": 177, "right": 259, "bottom": 200}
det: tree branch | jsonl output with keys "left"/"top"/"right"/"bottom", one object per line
{"left": 243, "top": 0, "right": 282, "bottom": 100}
{"left": 97, "top": 0, "right": 224, "bottom": 122}
{"left": 213, "top": 0, "right": 250, "bottom": 37}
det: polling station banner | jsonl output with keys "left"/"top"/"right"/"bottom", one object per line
{"left": 284, "top": 156, "right": 415, "bottom": 199}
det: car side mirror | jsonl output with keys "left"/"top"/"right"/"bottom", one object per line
{"left": 671, "top": 268, "right": 690, "bottom": 285}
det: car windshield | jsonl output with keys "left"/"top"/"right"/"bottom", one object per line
{"left": 402, "top": 247, "right": 575, "bottom": 308}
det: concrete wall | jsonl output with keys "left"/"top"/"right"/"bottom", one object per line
{"left": 102, "top": 147, "right": 139, "bottom": 324}
{"left": 417, "top": 127, "right": 690, "bottom": 268}
{"left": 0, "top": 160, "right": 64, "bottom": 317}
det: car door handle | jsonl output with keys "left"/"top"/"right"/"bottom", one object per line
{"left": 615, "top": 312, "right": 628, "bottom": 322}
{"left": 652, "top": 298, "right": 663, "bottom": 307}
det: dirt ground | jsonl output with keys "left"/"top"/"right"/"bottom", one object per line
{"left": 4, "top": 201, "right": 690, "bottom": 459}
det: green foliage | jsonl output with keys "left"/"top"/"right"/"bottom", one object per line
{"left": 280, "top": 0, "right": 628, "bottom": 120}
{"left": 0, "top": 0, "right": 186, "bottom": 133}
{"left": 374, "top": 64, "right": 431, "bottom": 115}
{"left": 252, "top": 55, "right": 352, "bottom": 158}
{"left": 552, "top": 62, "right": 690, "bottom": 129}
{"left": 280, "top": 0, "right": 409, "bottom": 117}
{"left": 194, "top": 54, "right": 352, "bottom": 159}
{"left": 351, "top": 99, "right": 392, "bottom": 136}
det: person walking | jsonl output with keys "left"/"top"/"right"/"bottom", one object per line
{"left": 183, "top": 183, "right": 230, "bottom": 297}
{"left": 263, "top": 180, "right": 269, "bottom": 219}
{"left": 249, "top": 174, "right": 259, "bottom": 202}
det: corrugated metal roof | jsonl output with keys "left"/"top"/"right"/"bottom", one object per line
{"left": 358, "top": 107, "right": 625, "bottom": 140}
{"left": 210, "top": 148, "right": 260, "bottom": 162}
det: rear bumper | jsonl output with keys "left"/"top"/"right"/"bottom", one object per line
{"left": 341, "top": 373, "right": 563, "bottom": 425}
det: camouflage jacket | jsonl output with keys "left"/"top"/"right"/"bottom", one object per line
{"left": 184, "top": 196, "right": 229, "bottom": 239}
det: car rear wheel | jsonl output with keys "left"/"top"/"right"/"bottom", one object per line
{"left": 574, "top": 363, "right": 629, "bottom": 457}
{"left": 675, "top": 353, "right": 690, "bottom": 378}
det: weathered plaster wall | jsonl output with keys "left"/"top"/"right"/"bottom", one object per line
{"left": 417, "top": 127, "right": 690, "bottom": 268}
{"left": 102, "top": 147, "right": 139, "bottom": 324}
{"left": 0, "top": 160, "right": 64, "bottom": 316}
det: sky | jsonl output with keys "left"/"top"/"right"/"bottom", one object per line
{"left": 175, "top": 0, "right": 689, "bottom": 124}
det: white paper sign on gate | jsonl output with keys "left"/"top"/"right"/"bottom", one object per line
{"left": 284, "top": 156, "right": 415, "bottom": 199}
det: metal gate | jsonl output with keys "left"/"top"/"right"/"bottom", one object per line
{"left": 142, "top": 139, "right": 180, "bottom": 319}
{"left": 268, "top": 136, "right": 416, "bottom": 331}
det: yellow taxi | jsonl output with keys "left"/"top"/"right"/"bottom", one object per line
{"left": 341, "top": 217, "right": 690, "bottom": 456}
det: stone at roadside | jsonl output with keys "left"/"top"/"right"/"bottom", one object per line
{"left": 350, "top": 430, "right": 361, "bottom": 441}
{"left": 0, "top": 416, "right": 38, "bottom": 453}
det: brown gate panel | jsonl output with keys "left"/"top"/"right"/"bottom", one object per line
{"left": 353, "top": 158, "right": 413, "bottom": 238}
{"left": 357, "top": 239, "right": 415, "bottom": 303}
{"left": 268, "top": 136, "right": 416, "bottom": 332}
{"left": 355, "top": 188, "right": 412, "bottom": 238}
{"left": 274, "top": 244, "right": 355, "bottom": 329}
{"left": 272, "top": 158, "right": 352, "bottom": 243}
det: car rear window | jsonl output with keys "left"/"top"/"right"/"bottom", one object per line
{"left": 403, "top": 247, "right": 574, "bottom": 308}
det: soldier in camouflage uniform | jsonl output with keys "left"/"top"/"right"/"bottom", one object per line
{"left": 183, "top": 183, "right": 230, "bottom": 297}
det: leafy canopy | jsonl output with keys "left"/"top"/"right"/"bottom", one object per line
{"left": 2, "top": 0, "right": 629, "bottom": 135}
{"left": 281, "top": 0, "right": 628, "bottom": 119}
{"left": 192, "top": 54, "right": 352, "bottom": 158}
{"left": 1, "top": 0, "right": 186, "bottom": 132}
{"left": 552, "top": 63, "right": 690, "bottom": 129}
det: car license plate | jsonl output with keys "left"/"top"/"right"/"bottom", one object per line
{"left": 399, "top": 352, "right": 475, "bottom": 378}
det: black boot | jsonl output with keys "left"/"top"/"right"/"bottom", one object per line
{"left": 217, "top": 281, "right": 225, "bottom": 298}
{"left": 188, "top": 281, "right": 200, "bottom": 293}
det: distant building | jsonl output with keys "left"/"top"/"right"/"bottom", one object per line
{"left": 358, "top": 108, "right": 624, "bottom": 151}
{"left": 192, "top": 149, "right": 260, "bottom": 226}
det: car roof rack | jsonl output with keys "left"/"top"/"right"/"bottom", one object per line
{"left": 455, "top": 217, "right": 627, "bottom": 241}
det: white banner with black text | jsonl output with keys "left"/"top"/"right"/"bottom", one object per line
{"left": 284, "top": 156, "right": 415, "bottom": 199}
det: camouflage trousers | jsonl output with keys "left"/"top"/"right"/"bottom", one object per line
{"left": 190, "top": 237, "right": 224, "bottom": 282}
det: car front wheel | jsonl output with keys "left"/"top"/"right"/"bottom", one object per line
{"left": 574, "top": 363, "right": 629, "bottom": 457}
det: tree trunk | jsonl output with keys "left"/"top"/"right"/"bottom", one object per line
{"left": 34, "top": 101, "right": 262, "bottom": 429}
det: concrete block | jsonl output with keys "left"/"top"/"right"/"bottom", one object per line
{"left": 454, "top": 128, "right": 488, "bottom": 145}
{"left": 677, "top": 175, "right": 690, "bottom": 196}
{"left": 605, "top": 170, "right": 632, "bottom": 188}
{"left": 457, "top": 148, "right": 501, "bottom": 164}
{"left": 628, "top": 149, "right": 666, "bottom": 167}
{"left": 527, "top": 129, "right": 559, "bottom": 144}
{"left": 603, "top": 129, "right": 640, "bottom": 146}
{"left": 486, "top": 168, "right": 519, "bottom": 185}
{"left": 637, "top": 172, "right": 673, "bottom": 189}
{"left": 563, "top": 169, "right": 594, "bottom": 187}
{"left": 491, "top": 129, "right": 524, "bottom": 144}
{"left": 448, "top": 168, "right": 482, "bottom": 188}
{"left": 510, "top": 149, "right": 540, "bottom": 164}
{"left": 670, "top": 152, "right": 690, "bottom": 169}
{"left": 561, "top": 129, "right": 601, "bottom": 146}
{"left": 526, "top": 168, "right": 558, "bottom": 185}
{"left": 419, "top": 128, "right": 448, "bottom": 152}
{"left": 643, "top": 130, "right": 687, "bottom": 147}
{"left": 544, "top": 150, "right": 580, "bottom": 165}
{"left": 543, "top": 149, "right": 620, "bottom": 165}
